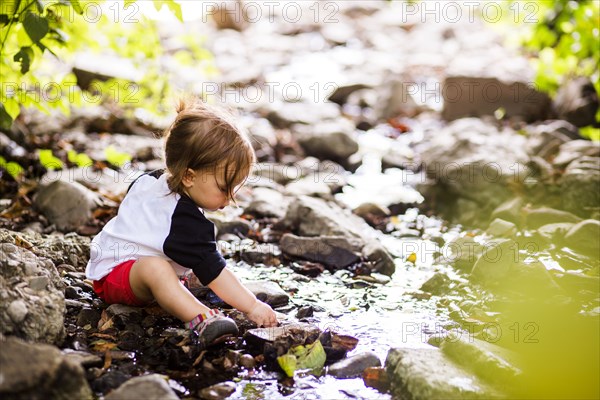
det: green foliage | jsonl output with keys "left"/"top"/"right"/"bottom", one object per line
{"left": 67, "top": 149, "right": 93, "bottom": 167}
{"left": 38, "top": 149, "right": 64, "bottom": 170}
{"left": 104, "top": 145, "right": 131, "bottom": 167}
{"left": 0, "top": 155, "right": 24, "bottom": 179}
{"left": 0, "top": 0, "right": 213, "bottom": 129}
{"left": 507, "top": 0, "right": 600, "bottom": 139}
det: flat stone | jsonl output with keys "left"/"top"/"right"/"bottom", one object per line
{"left": 386, "top": 347, "right": 503, "bottom": 399}
{"left": 440, "top": 336, "right": 523, "bottom": 386}
{"left": 486, "top": 218, "right": 517, "bottom": 237}
{"left": 244, "top": 323, "right": 320, "bottom": 347}
{"left": 280, "top": 233, "right": 362, "bottom": 268}
{"left": 525, "top": 207, "right": 581, "bottom": 229}
{"left": 327, "top": 352, "right": 381, "bottom": 378}
{"left": 564, "top": 219, "right": 600, "bottom": 257}
{"left": 244, "top": 281, "right": 289, "bottom": 308}
{"left": 104, "top": 374, "right": 178, "bottom": 400}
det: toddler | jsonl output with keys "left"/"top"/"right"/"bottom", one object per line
{"left": 86, "top": 99, "right": 278, "bottom": 347}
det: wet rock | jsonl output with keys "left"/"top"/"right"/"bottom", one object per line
{"left": 554, "top": 77, "right": 599, "bottom": 127}
{"left": 440, "top": 335, "right": 522, "bottom": 386}
{"left": 353, "top": 202, "right": 391, "bottom": 220}
{"left": 244, "top": 323, "right": 320, "bottom": 348}
{"left": 295, "top": 305, "right": 314, "bottom": 319}
{"left": 327, "top": 352, "right": 381, "bottom": 378}
{"left": 62, "top": 350, "right": 103, "bottom": 368}
{"left": 244, "top": 281, "right": 289, "bottom": 308}
{"left": 441, "top": 76, "right": 551, "bottom": 122}
{"left": 525, "top": 207, "right": 581, "bottom": 229}
{"left": 552, "top": 140, "right": 600, "bottom": 169}
{"left": 239, "top": 243, "right": 281, "bottom": 266}
{"left": 362, "top": 241, "right": 396, "bottom": 276}
{"left": 0, "top": 243, "right": 65, "bottom": 344}
{"left": 470, "top": 239, "right": 518, "bottom": 284}
{"left": 490, "top": 197, "right": 524, "bottom": 226}
{"left": 537, "top": 222, "right": 574, "bottom": 243}
{"left": 526, "top": 120, "right": 580, "bottom": 159}
{"left": 280, "top": 233, "right": 362, "bottom": 268}
{"left": 77, "top": 308, "right": 102, "bottom": 328}
{"left": 105, "top": 304, "right": 144, "bottom": 328}
{"left": 198, "top": 381, "right": 237, "bottom": 400}
{"left": 239, "top": 354, "right": 256, "bottom": 369}
{"left": 564, "top": 220, "right": 600, "bottom": 257}
{"left": 419, "top": 118, "right": 530, "bottom": 215}
{"left": 65, "top": 285, "right": 86, "bottom": 300}
{"left": 439, "top": 235, "right": 485, "bottom": 271}
{"left": 104, "top": 374, "right": 178, "bottom": 400}
{"left": 209, "top": 215, "right": 252, "bottom": 238}
{"left": 386, "top": 347, "right": 503, "bottom": 399}
{"left": 560, "top": 156, "right": 600, "bottom": 217}
{"left": 486, "top": 218, "right": 517, "bottom": 237}
{"left": 281, "top": 196, "right": 375, "bottom": 239}
{"left": 0, "top": 336, "right": 92, "bottom": 399}
{"left": 420, "top": 272, "right": 451, "bottom": 295}
{"left": 91, "top": 370, "right": 129, "bottom": 394}
{"left": 295, "top": 121, "right": 359, "bottom": 163}
{"left": 33, "top": 180, "right": 101, "bottom": 232}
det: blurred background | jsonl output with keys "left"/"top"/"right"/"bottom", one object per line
{"left": 1, "top": 1, "right": 599, "bottom": 399}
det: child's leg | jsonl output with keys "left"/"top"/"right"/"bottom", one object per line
{"left": 129, "top": 256, "right": 211, "bottom": 322}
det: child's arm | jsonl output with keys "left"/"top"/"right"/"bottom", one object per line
{"left": 207, "top": 267, "right": 278, "bottom": 327}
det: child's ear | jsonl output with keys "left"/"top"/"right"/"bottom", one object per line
{"left": 182, "top": 168, "right": 196, "bottom": 187}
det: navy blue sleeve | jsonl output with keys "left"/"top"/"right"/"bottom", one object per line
{"left": 163, "top": 196, "right": 226, "bottom": 285}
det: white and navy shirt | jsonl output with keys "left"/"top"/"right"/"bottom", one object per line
{"left": 85, "top": 170, "right": 226, "bottom": 285}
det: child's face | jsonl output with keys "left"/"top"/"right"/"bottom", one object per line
{"left": 182, "top": 168, "right": 236, "bottom": 211}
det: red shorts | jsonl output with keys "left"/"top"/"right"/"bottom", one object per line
{"left": 93, "top": 260, "right": 147, "bottom": 306}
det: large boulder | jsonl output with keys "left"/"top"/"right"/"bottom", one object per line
{"left": 33, "top": 179, "right": 101, "bottom": 232}
{"left": 386, "top": 347, "right": 503, "bottom": 399}
{"left": 554, "top": 77, "right": 599, "bottom": 128}
{"left": 0, "top": 243, "right": 66, "bottom": 344}
{"left": 280, "top": 233, "right": 363, "bottom": 268}
{"left": 418, "top": 118, "right": 530, "bottom": 215}
{"left": 560, "top": 156, "right": 600, "bottom": 217}
{"left": 0, "top": 336, "right": 92, "bottom": 400}
{"left": 294, "top": 120, "right": 359, "bottom": 164}
{"left": 441, "top": 76, "right": 551, "bottom": 122}
{"left": 564, "top": 220, "right": 600, "bottom": 258}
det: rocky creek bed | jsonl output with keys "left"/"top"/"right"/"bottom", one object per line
{"left": 1, "top": 2, "right": 599, "bottom": 399}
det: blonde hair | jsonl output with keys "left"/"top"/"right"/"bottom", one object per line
{"left": 163, "top": 98, "right": 255, "bottom": 200}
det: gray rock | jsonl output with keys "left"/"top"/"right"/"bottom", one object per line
{"left": 327, "top": 352, "right": 381, "bottom": 378}
{"left": 440, "top": 336, "right": 523, "bottom": 386}
{"left": 470, "top": 239, "right": 519, "bottom": 284}
{"left": 198, "top": 381, "right": 237, "bottom": 400}
{"left": 362, "top": 241, "right": 396, "bottom": 276}
{"left": 105, "top": 304, "right": 144, "bottom": 328}
{"left": 490, "top": 197, "right": 524, "bottom": 226}
{"left": 525, "top": 207, "right": 581, "bottom": 229}
{"left": 420, "top": 272, "right": 451, "bottom": 295}
{"left": 33, "top": 180, "right": 101, "bottom": 232}
{"left": 486, "top": 218, "right": 517, "bottom": 237}
{"left": 377, "top": 79, "right": 424, "bottom": 120}
{"left": 564, "top": 220, "right": 600, "bottom": 257}
{"left": 251, "top": 163, "right": 302, "bottom": 185}
{"left": 386, "top": 347, "right": 503, "bottom": 399}
{"left": 244, "top": 281, "right": 289, "bottom": 307}
{"left": 440, "top": 235, "right": 485, "bottom": 271}
{"left": 285, "top": 176, "right": 332, "bottom": 198}
{"left": 441, "top": 76, "right": 551, "bottom": 122}
{"left": 244, "top": 187, "right": 289, "bottom": 218}
{"left": 239, "top": 243, "right": 281, "bottom": 266}
{"left": 554, "top": 77, "right": 599, "bottom": 127}
{"left": 526, "top": 120, "right": 579, "bottom": 159}
{"left": 40, "top": 167, "right": 140, "bottom": 198}
{"left": 295, "top": 121, "right": 359, "bottom": 162}
{"left": 560, "top": 156, "right": 600, "bottom": 217}
{"left": 0, "top": 243, "right": 65, "bottom": 344}
{"left": 62, "top": 350, "right": 103, "bottom": 368}
{"left": 104, "top": 374, "right": 178, "bottom": 400}
{"left": 209, "top": 215, "right": 253, "bottom": 238}
{"left": 244, "top": 323, "right": 320, "bottom": 347}
{"left": 267, "top": 101, "right": 341, "bottom": 128}
{"left": 419, "top": 118, "right": 530, "bottom": 214}
{"left": 537, "top": 222, "right": 574, "bottom": 243}
{"left": 552, "top": 140, "right": 600, "bottom": 169}
{"left": 353, "top": 202, "right": 391, "bottom": 220}
{"left": 0, "top": 336, "right": 92, "bottom": 399}
{"left": 281, "top": 196, "right": 374, "bottom": 239}
{"left": 280, "top": 233, "right": 362, "bottom": 268}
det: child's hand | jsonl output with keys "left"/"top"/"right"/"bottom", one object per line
{"left": 247, "top": 300, "right": 278, "bottom": 327}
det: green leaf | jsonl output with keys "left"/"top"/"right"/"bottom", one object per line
{"left": 0, "top": 156, "right": 25, "bottom": 179}
{"left": 23, "top": 11, "right": 48, "bottom": 43}
{"left": 124, "top": 0, "right": 137, "bottom": 7}
{"left": 13, "top": 46, "right": 34, "bottom": 74}
{"left": 165, "top": 0, "right": 182, "bottom": 22}
{"left": 277, "top": 340, "right": 326, "bottom": 377}
{"left": 579, "top": 126, "right": 600, "bottom": 142}
{"left": 0, "top": 103, "right": 14, "bottom": 130}
{"left": 67, "top": 150, "right": 93, "bottom": 167}
{"left": 105, "top": 146, "right": 132, "bottom": 168}
{"left": 39, "top": 149, "right": 64, "bottom": 170}
{"left": 68, "top": 0, "right": 83, "bottom": 15}
{"left": 3, "top": 98, "right": 20, "bottom": 120}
